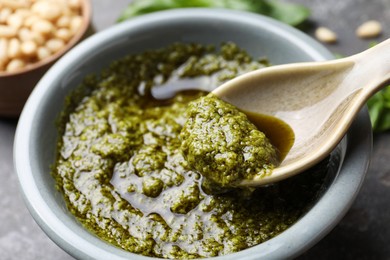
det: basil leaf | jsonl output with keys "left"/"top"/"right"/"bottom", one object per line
{"left": 117, "top": 0, "right": 309, "bottom": 26}
{"left": 368, "top": 86, "right": 390, "bottom": 132}
{"left": 264, "top": 0, "right": 310, "bottom": 27}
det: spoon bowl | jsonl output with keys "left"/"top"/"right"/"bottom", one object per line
{"left": 213, "top": 38, "right": 390, "bottom": 186}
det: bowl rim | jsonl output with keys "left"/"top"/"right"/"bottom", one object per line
{"left": 0, "top": 0, "right": 92, "bottom": 77}
{"left": 14, "top": 8, "right": 372, "bottom": 260}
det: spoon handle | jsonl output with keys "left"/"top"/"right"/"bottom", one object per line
{"left": 348, "top": 38, "right": 390, "bottom": 96}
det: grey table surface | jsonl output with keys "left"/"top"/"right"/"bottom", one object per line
{"left": 1, "top": 0, "right": 390, "bottom": 259}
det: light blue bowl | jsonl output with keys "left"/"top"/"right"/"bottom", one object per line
{"left": 14, "top": 9, "right": 371, "bottom": 259}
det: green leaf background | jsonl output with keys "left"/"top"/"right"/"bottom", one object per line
{"left": 118, "top": 0, "right": 310, "bottom": 26}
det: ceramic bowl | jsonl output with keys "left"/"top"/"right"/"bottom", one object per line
{"left": 14, "top": 9, "right": 371, "bottom": 259}
{"left": 0, "top": 0, "right": 91, "bottom": 117}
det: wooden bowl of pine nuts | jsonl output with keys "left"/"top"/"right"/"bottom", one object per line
{"left": 0, "top": 0, "right": 91, "bottom": 117}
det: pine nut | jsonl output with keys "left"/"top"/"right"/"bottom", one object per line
{"left": 0, "top": 0, "right": 29, "bottom": 10}
{"left": 56, "top": 15, "right": 70, "bottom": 27}
{"left": 6, "top": 58, "right": 25, "bottom": 72}
{"left": 68, "top": 0, "right": 81, "bottom": 10}
{"left": 37, "top": 46, "right": 51, "bottom": 60}
{"left": 7, "top": 13, "right": 24, "bottom": 29}
{"left": 70, "top": 15, "right": 82, "bottom": 33}
{"left": 31, "top": 19, "right": 53, "bottom": 35}
{"left": 0, "top": 7, "right": 12, "bottom": 23}
{"left": 356, "top": 20, "right": 382, "bottom": 39}
{"left": 21, "top": 40, "right": 37, "bottom": 56}
{"left": 46, "top": 38, "right": 65, "bottom": 52}
{"left": 31, "top": 1, "right": 62, "bottom": 21}
{"left": 315, "top": 27, "right": 337, "bottom": 43}
{"left": 7, "top": 38, "right": 21, "bottom": 58}
{"left": 0, "top": 25, "right": 17, "bottom": 37}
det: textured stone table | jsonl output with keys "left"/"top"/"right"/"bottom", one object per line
{"left": 1, "top": 0, "right": 389, "bottom": 259}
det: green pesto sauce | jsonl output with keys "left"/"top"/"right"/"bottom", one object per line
{"left": 180, "top": 94, "right": 279, "bottom": 187}
{"left": 53, "top": 43, "right": 329, "bottom": 259}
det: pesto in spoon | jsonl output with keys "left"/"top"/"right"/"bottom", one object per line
{"left": 213, "top": 38, "right": 390, "bottom": 186}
